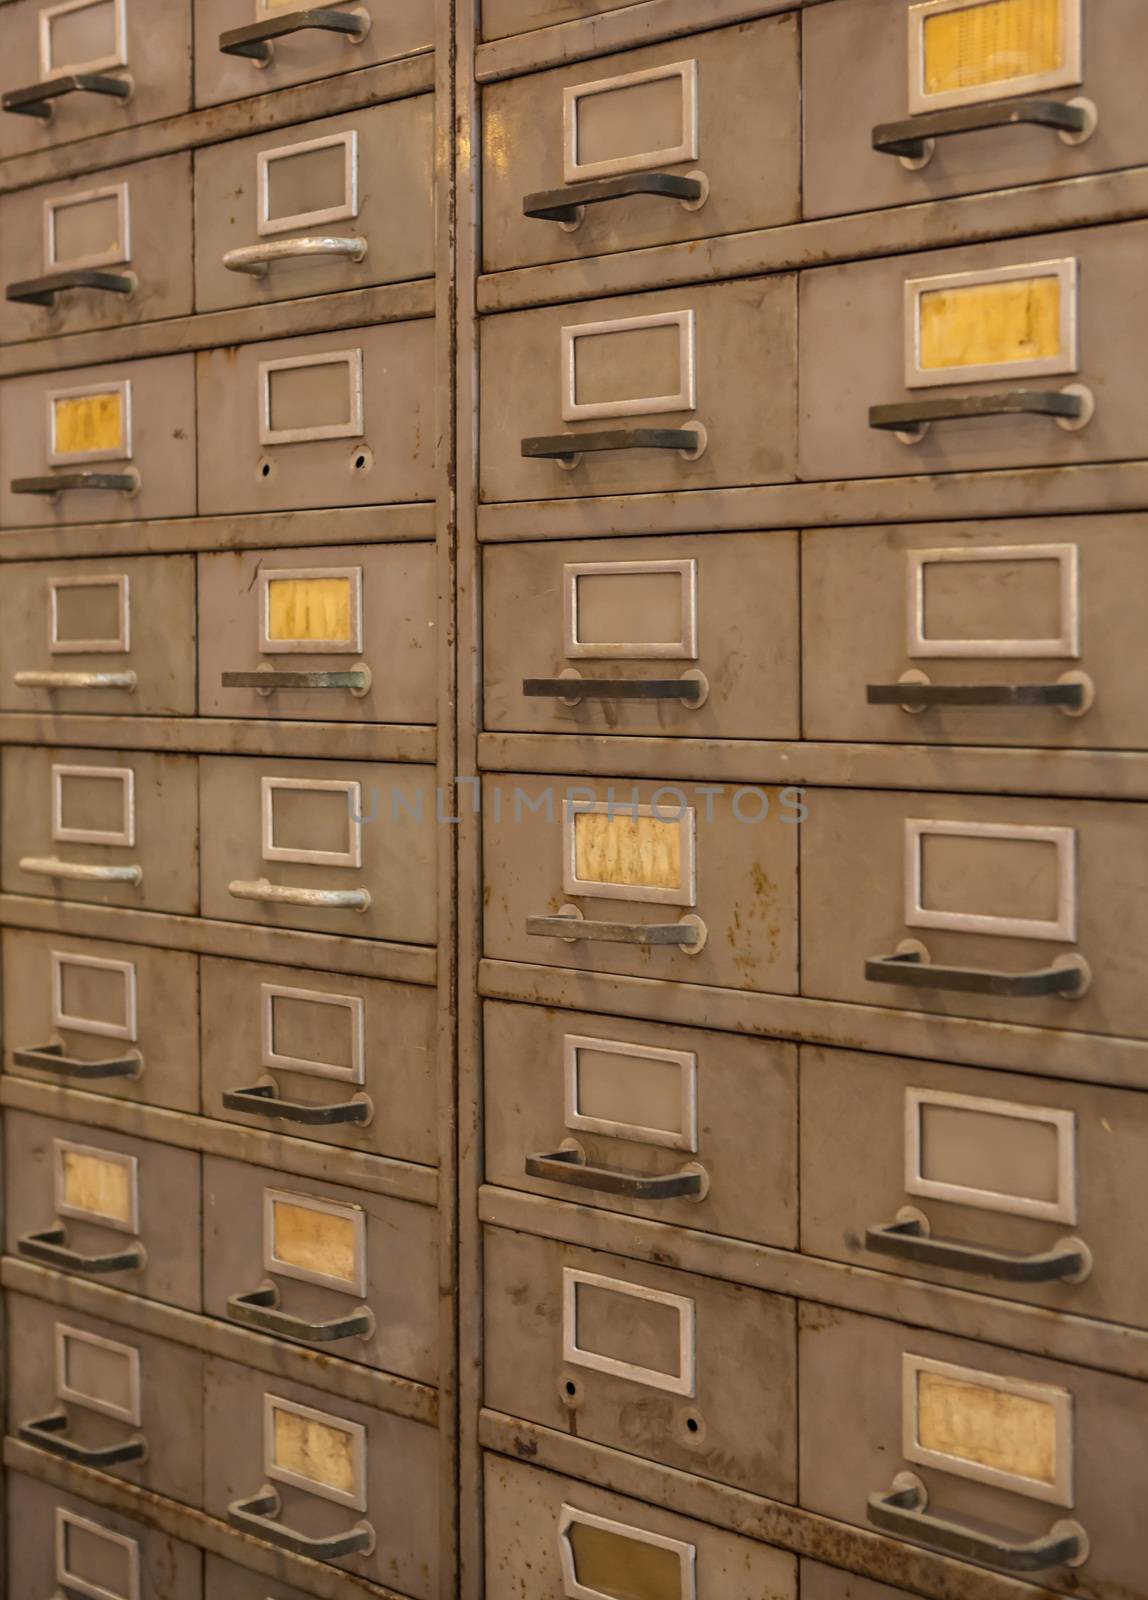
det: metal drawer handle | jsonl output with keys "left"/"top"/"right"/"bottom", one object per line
{"left": 526, "top": 1146, "right": 708, "bottom": 1200}
{"left": 867, "top": 677, "right": 1090, "bottom": 713}
{"left": 221, "top": 664, "right": 371, "bottom": 695}
{"left": 17, "top": 1225, "right": 144, "bottom": 1275}
{"left": 19, "top": 856, "right": 143, "bottom": 886}
{"left": 869, "top": 1473, "right": 1088, "bottom": 1573}
{"left": 19, "top": 1410, "right": 147, "bottom": 1467}
{"left": 223, "top": 236, "right": 368, "bottom": 275}
{"left": 523, "top": 673, "right": 706, "bottom": 705}
{"left": 866, "top": 1213, "right": 1091, "bottom": 1284}
{"left": 524, "top": 170, "right": 707, "bottom": 223}
{"left": 15, "top": 669, "right": 138, "bottom": 692}
{"left": 870, "top": 386, "right": 1092, "bottom": 442}
{"left": 228, "top": 878, "right": 371, "bottom": 912}
{"left": 3, "top": 72, "right": 133, "bottom": 119}
{"left": 7, "top": 268, "right": 137, "bottom": 305}
{"left": 228, "top": 1283, "right": 374, "bottom": 1343}
{"left": 522, "top": 425, "right": 705, "bottom": 465}
{"left": 12, "top": 470, "right": 140, "bottom": 495}
{"left": 865, "top": 948, "right": 1090, "bottom": 1000}
{"left": 873, "top": 96, "right": 1096, "bottom": 165}
{"left": 229, "top": 1487, "right": 375, "bottom": 1559}
{"left": 222, "top": 1081, "right": 373, "bottom": 1126}
{"left": 13, "top": 1041, "right": 142, "bottom": 1081}
{"left": 220, "top": 6, "right": 370, "bottom": 61}
{"left": 527, "top": 907, "right": 705, "bottom": 949}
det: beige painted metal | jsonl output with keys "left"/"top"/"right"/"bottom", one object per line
{"left": 203, "top": 1553, "right": 322, "bottom": 1600}
{"left": 802, "top": 1562, "right": 934, "bottom": 1600}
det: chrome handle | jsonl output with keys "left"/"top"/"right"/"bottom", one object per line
{"left": 870, "top": 386, "right": 1091, "bottom": 442}
{"left": 223, "top": 236, "right": 368, "bottom": 275}
{"left": 228, "top": 878, "right": 371, "bottom": 911}
{"left": 865, "top": 949, "right": 1089, "bottom": 999}
{"left": 15, "top": 669, "right": 138, "bottom": 691}
{"left": 524, "top": 170, "right": 706, "bottom": 223}
{"left": 523, "top": 675, "right": 705, "bottom": 704}
{"left": 12, "top": 471, "right": 140, "bottom": 495}
{"left": 20, "top": 856, "right": 143, "bottom": 885}
{"left": 869, "top": 1474, "right": 1088, "bottom": 1573}
{"left": 220, "top": 6, "right": 369, "bottom": 61}
{"left": 3, "top": 72, "right": 132, "bottom": 119}
{"left": 13, "top": 1041, "right": 142, "bottom": 1081}
{"left": 527, "top": 910, "right": 702, "bottom": 947}
{"left": 222, "top": 1081, "right": 373, "bottom": 1126}
{"left": 228, "top": 1488, "right": 374, "bottom": 1559}
{"left": 18, "top": 1410, "right": 147, "bottom": 1467}
{"left": 873, "top": 96, "right": 1094, "bottom": 163}
{"left": 221, "top": 665, "right": 371, "bottom": 694}
{"left": 228, "top": 1284, "right": 373, "bottom": 1343}
{"left": 526, "top": 1147, "right": 708, "bottom": 1200}
{"left": 522, "top": 426, "right": 703, "bottom": 463}
{"left": 17, "top": 1225, "right": 144, "bottom": 1275}
{"left": 7, "top": 268, "right": 137, "bottom": 305}
{"left": 866, "top": 1215, "right": 1091, "bottom": 1284}
{"left": 867, "top": 679, "right": 1088, "bottom": 712}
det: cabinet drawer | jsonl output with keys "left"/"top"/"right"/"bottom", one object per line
{"left": 203, "top": 1555, "right": 317, "bottom": 1600}
{"left": 486, "top": 1456, "right": 797, "bottom": 1600}
{"left": 8, "top": 1474, "right": 202, "bottom": 1600}
{"left": 800, "top": 788, "right": 1147, "bottom": 1038}
{"left": 801, "top": 1047, "right": 1148, "bottom": 1328}
{"left": 802, "top": 517, "right": 1146, "bottom": 749}
{"left": 7, "top": 1294, "right": 205, "bottom": 1504}
{"left": 0, "top": 154, "right": 193, "bottom": 342}
{"left": 3, "top": 928, "right": 199, "bottom": 1113}
{"left": 2, "top": 746, "right": 199, "bottom": 914}
{"left": 204, "top": 1360, "right": 438, "bottom": 1593}
{"left": 199, "top": 756, "right": 436, "bottom": 942}
{"left": 800, "top": 222, "right": 1148, "bottom": 482}
{"left": 0, "top": 354, "right": 196, "bottom": 528}
{"left": 198, "top": 543, "right": 436, "bottom": 724}
{"left": 195, "top": 0, "right": 432, "bottom": 111}
{"left": 480, "top": 277, "right": 796, "bottom": 503}
{"left": 0, "top": 554, "right": 196, "bottom": 716}
{"left": 196, "top": 324, "right": 434, "bottom": 514}
{"left": 482, "top": 0, "right": 636, "bottom": 42}
{"left": 805, "top": 0, "right": 1144, "bottom": 222}
{"left": 203, "top": 1155, "right": 438, "bottom": 1381}
{"left": 195, "top": 102, "right": 434, "bottom": 312}
{"left": 482, "top": 774, "right": 799, "bottom": 996}
{"left": 482, "top": 18, "right": 799, "bottom": 273}
{"left": 485, "top": 1228, "right": 796, "bottom": 1497}
{"left": 483, "top": 532, "right": 799, "bottom": 740}
{"left": 201, "top": 955, "right": 436, "bottom": 1162}
{"left": 0, "top": 0, "right": 191, "bottom": 160}
{"left": 484, "top": 1000, "right": 797, "bottom": 1247}
{"left": 800, "top": 1305, "right": 1146, "bottom": 1596}
{"left": 802, "top": 1566, "right": 910, "bottom": 1600}
{"left": 4, "top": 1111, "right": 202, "bottom": 1310}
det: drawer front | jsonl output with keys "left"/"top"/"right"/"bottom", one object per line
{"left": 482, "top": 774, "right": 800, "bottom": 995}
{"left": 480, "top": 277, "right": 796, "bottom": 503}
{"left": 196, "top": 323, "right": 434, "bottom": 514}
{"left": 8, "top": 1475, "right": 202, "bottom": 1600}
{"left": 0, "top": 154, "right": 194, "bottom": 342}
{"left": 3, "top": 929, "right": 199, "bottom": 1114}
{"left": 482, "top": 18, "right": 800, "bottom": 273}
{"left": 195, "top": 102, "right": 434, "bottom": 312}
{"left": 485, "top": 1456, "right": 797, "bottom": 1600}
{"left": 199, "top": 755, "right": 436, "bottom": 942}
{"left": 4, "top": 1110, "right": 202, "bottom": 1310}
{"left": 800, "top": 222, "right": 1148, "bottom": 482}
{"left": 802, "top": 516, "right": 1144, "bottom": 749}
{"left": 202, "top": 1155, "right": 438, "bottom": 1382}
{"left": 805, "top": 0, "right": 1143, "bottom": 222}
{"left": 0, "top": 554, "right": 196, "bottom": 716}
{"left": 0, "top": 0, "right": 191, "bottom": 160}
{"left": 482, "top": 0, "right": 633, "bottom": 42}
{"left": 484, "top": 1000, "right": 797, "bottom": 1247}
{"left": 198, "top": 542, "right": 436, "bottom": 724}
{"left": 484, "top": 1228, "right": 797, "bottom": 1498}
{"left": 203, "top": 1555, "right": 318, "bottom": 1600}
{"left": 800, "top": 787, "right": 1147, "bottom": 1037}
{"left": 194, "top": 0, "right": 433, "bottom": 110}
{"left": 0, "top": 354, "right": 196, "bottom": 528}
{"left": 483, "top": 532, "right": 799, "bottom": 740}
{"left": 203, "top": 1359, "right": 438, "bottom": 1593}
{"left": 800, "top": 1305, "right": 1146, "bottom": 1597}
{"left": 801, "top": 1046, "right": 1148, "bottom": 1327}
{"left": 2, "top": 746, "right": 199, "bottom": 914}
{"left": 802, "top": 1562, "right": 923, "bottom": 1600}
{"left": 8, "top": 1293, "right": 205, "bottom": 1505}
{"left": 200, "top": 955, "right": 436, "bottom": 1163}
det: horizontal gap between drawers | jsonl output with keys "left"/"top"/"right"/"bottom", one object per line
{"left": 0, "top": 714, "right": 435, "bottom": 764}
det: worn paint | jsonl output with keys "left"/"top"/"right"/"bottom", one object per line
{"left": 918, "top": 275, "right": 1062, "bottom": 372}
{"left": 922, "top": 0, "right": 1064, "bottom": 97}
{"left": 573, "top": 811, "right": 682, "bottom": 891}
{"left": 916, "top": 1368, "right": 1058, "bottom": 1486}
